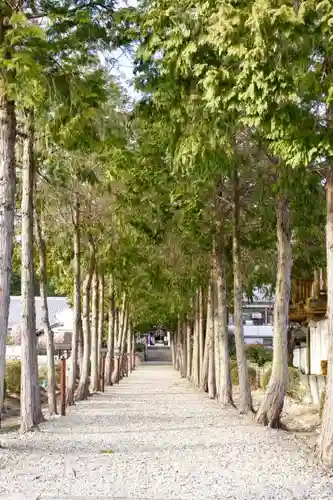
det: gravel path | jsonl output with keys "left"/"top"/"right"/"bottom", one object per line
{"left": 1, "top": 365, "right": 333, "bottom": 500}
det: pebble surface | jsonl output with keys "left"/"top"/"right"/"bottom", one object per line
{"left": 0, "top": 364, "right": 333, "bottom": 499}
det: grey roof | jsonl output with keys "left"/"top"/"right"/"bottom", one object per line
{"left": 8, "top": 296, "right": 69, "bottom": 332}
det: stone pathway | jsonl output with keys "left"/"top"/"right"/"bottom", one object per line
{"left": 0, "top": 365, "right": 333, "bottom": 499}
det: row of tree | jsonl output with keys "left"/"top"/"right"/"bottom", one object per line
{"left": 1, "top": 0, "right": 333, "bottom": 470}
{"left": 119, "top": 0, "right": 332, "bottom": 467}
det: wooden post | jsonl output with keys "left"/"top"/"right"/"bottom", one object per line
{"left": 101, "top": 355, "right": 106, "bottom": 392}
{"left": 60, "top": 356, "right": 66, "bottom": 416}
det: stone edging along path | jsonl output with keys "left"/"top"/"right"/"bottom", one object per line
{"left": 0, "top": 365, "right": 333, "bottom": 499}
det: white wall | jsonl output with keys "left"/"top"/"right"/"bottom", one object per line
{"left": 228, "top": 324, "right": 273, "bottom": 337}
{"left": 310, "top": 319, "right": 329, "bottom": 375}
{"left": 293, "top": 345, "right": 307, "bottom": 373}
{"left": 6, "top": 346, "right": 57, "bottom": 366}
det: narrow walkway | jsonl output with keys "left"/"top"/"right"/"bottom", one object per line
{"left": 0, "top": 366, "right": 332, "bottom": 499}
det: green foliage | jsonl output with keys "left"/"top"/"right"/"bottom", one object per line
{"left": 5, "top": 361, "right": 21, "bottom": 395}
{"left": 262, "top": 367, "right": 301, "bottom": 399}
{"left": 231, "top": 365, "right": 257, "bottom": 389}
{"left": 245, "top": 345, "right": 273, "bottom": 367}
{"left": 38, "top": 365, "right": 61, "bottom": 388}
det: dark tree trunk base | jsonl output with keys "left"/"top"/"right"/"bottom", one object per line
{"left": 75, "top": 382, "right": 90, "bottom": 401}
{"left": 256, "top": 378, "right": 285, "bottom": 428}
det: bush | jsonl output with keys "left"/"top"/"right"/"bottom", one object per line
{"left": 230, "top": 360, "right": 238, "bottom": 372}
{"left": 319, "top": 389, "right": 326, "bottom": 420}
{"left": 229, "top": 336, "right": 236, "bottom": 360}
{"left": 38, "top": 365, "right": 61, "bottom": 388}
{"left": 5, "top": 360, "right": 21, "bottom": 395}
{"left": 245, "top": 345, "right": 273, "bottom": 367}
{"left": 262, "top": 366, "right": 301, "bottom": 399}
{"left": 230, "top": 364, "right": 257, "bottom": 388}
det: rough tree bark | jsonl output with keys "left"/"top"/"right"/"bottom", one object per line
{"left": 20, "top": 113, "right": 43, "bottom": 432}
{"left": 318, "top": 165, "right": 333, "bottom": 464}
{"left": 191, "top": 290, "right": 200, "bottom": 386}
{"left": 66, "top": 198, "right": 81, "bottom": 405}
{"left": 76, "top": 238, "right": 95, "bottom": 401}
{"left": 35, "top": 206, "right": 57, "bottom": 415}
{"left": 131, "top": 334, "right": 136, "bottom": 370}
{"left": 208, "top": 279, "right": 216, "bottom": 399}
{"left": 232, "top": 164, "right": 253, "bottom": 413}
{"left": 127, "top": 322, "right": 132, "bottom": 373}
{"left": 198, "top": 287, "right": 204, "bottom": 380}
{"left": 201, "top": 282, "right": 213, "bottom": 392}
{"left": 0, "top": 84, "right": 16, "bottom": 417}
{"left": 256, "top": 194, "right": 292, "bottom": 428}
{"left": 213, "top": 243, "right": 233, "bottom": 406}
{"left": 112, "top": 293, "right": 126, "bottom": 383}
{"left": 120, "top": 308, "right": 128, "bottom": 378}
{"left": 90, "top": 271, "right": 99, "bottom": 393}
{"left": 178, "top": 321, "right": 186, "bottom": 377}
{"left": 174, "top": 328, "right": 180, "bottom": 371}
{"left": 111, "top": 307, "right": 120, "bottom": 384}
{"left": 105, "top": 277, "right": 115, "bottom": 385}
{"left": 97, "top": 273, "right": 104, "bottom": 388}
{"left": 186, "top": 320, "right": 192, "bottom": 380}
{"left": 171, "top": 333, "right": 176, "bottom": 367}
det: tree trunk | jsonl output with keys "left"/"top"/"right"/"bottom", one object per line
{"left": 171, "top": 333, "right": 176, "bottom": 367}
{"left": 174, "top": 329, "right": 180, "bottom": 371}
{"left": 66, "top": 199, "right": 81, "bottom": 405}
{"left": 191, "top": 290, "right": 200, "bottom": 386}
{"left": 131, "top": 334, "right": 135, "bottom": 370}
{"left": 0, "top": 91, "right": 16, "bottom": 417}
{"left": 201, "top": 282, "right": 213, "bottom": 392}
{"left": 35, "top": 206, "right": 57, "bottom": 415}
{"left": 120, "top": 309, "right": 128, "bottom": 378}
{"left": 198, "top": 287, "right": 204, "bottom": 380}
{"left": 208, "top": 279, "right": 216, "bottom": 399}
{"left": 127, "top": 322, "right": 132, "bottom": 373}
{"left": 111, "top": 307, "right": 120, "bottom": 384}
{"left": 97, "top": 273, "right": 104, "bottom": 388}
{"left": 214, "top": 243, "right": 234, "bottom": 406}
{"left": 90, "top": 271, "right": 99, "bottom": 393}
{"left": 212, "top": 270, "right": 220, "bottom": 397}
{"left": 112, "top": 294, "right": 126, "bottom": 383}
{"left": 178, "top": 321, "right": 186, "bottom": 377}
{"left": 232, "top": 164, "right": 253, "bottom": 413}
{"left": 256, "top": 195, "right": 292, "bottom": 428}
{"left": 186, "top": 320, "right": 192, "bottom": 380}
{"left": 76, "top": 238, "right": 95, "bottom": 401}
{"left": 105, "top": 277, "right": 115, "bottom": 385}
{"left": 20, "top": 113, "right": 43, "bottom": 432}
{"left": 318, "top": 166, "right": 333, "bottom": 464}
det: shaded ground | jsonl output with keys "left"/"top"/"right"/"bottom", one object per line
{"left": 0, "top": 365, "right": 332, "bottom": 499}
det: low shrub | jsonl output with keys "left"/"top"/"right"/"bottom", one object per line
{"left": 5, "top": 360, "right": 21, "bottom": 395}
{"left": 38, "top": 365, "right": 61, "bottom": 388}
{"left": 230, "top": 364, "right": 257, "bottom": 388}
{"left": 229, "top": 336, "right": 236, "bottom": 360}
{"left": 262, "top": 366, "right": 301, "bottom": 399}
{"left": 230, "top": 360, "right": 238, "bottom": 372}
{"left": 245, "top": 345, "right": 273, "bottom": 367}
